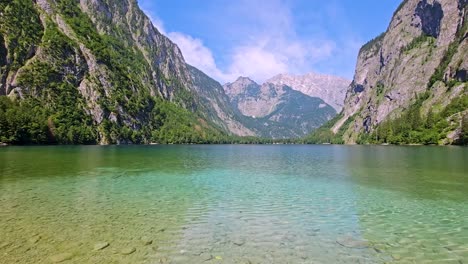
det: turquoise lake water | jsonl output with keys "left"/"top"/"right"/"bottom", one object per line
{"left": 0, "top": 145, "right": 467, "bottom": 263}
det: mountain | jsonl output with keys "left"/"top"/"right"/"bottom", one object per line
{"left": 267, "top": 73, "right": 350, "bottom": 111}
{"left": 5, "top": 0, "right": 462, "bottom": 145}
{"left": 0, "top": 0, "right": 250, "bottom": 144}
{"left": 309, "top": 0, "right": 468, "bottom": 145}
{"left": 187, "top": 66, "right": 255, "bottom": 137}
{"left": 224, "top": 77, "right": 336, "bottom": 138}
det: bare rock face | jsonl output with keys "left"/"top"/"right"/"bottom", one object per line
{"left": 330, "top": 0, "right": 467, "bottom": 143}
{"left": 224, "top": 77, "right": 258, "bottom": 100}
{"left": 416, "top": 0, "right": 444, "bottom": 38}
{"left": 78, "top": 0, "right": 193, "bottom": 101}
{"left": 267, "top": 73, "right": 350, "bottom": 112}
{"left": 225, "top": 77, "right": 286, "bottom": 118}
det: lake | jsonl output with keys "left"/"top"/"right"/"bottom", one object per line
{"left": 0, "top": 145, "right": 467, "bottom": 263}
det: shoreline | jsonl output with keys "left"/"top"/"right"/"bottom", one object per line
{"left": 0, "top": 142, "right": 464, "bottom": 147}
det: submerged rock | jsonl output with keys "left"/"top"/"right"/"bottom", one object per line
{"left": 233, "top": 240, "right": 245, "bottom": 246}
{"left": 199, "top": 253, "right": 213, "bottom": 261}
{"left": 158, "top": 257, "right": 169, "bottom": 263}
{"left": 0, "top": 242, "right": 12, "bottom": 249}
{"left": 49, "top": 252, "right": 73, "bottom": 263}
{"left": 121, "top": 247, "right": 136, "bottom": 255}
{"left": 336, "top": 236, "right": 369, "bottom": 249}
{"left": 29, "top": 236, "right": 41, "bottom": 244}
{"left": 141, "top": 236, "right": 153, "bottom": 245}
{"left": 93, "top": 242, "right": 109, "bottom": 251}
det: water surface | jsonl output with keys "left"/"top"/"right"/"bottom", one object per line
{"left": 0, "top": 145, "right": 467, "bottom": 263}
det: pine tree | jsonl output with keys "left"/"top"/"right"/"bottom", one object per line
{"left": 426, "top": 109, "right": 435, "bottom": 129}
{"left": 462, "top": 114, "right": 468, "bottom": 145}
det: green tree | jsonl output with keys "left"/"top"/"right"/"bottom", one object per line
{"left": 425, "top": 109, "right": 435, "bottom": 129}
{"left": 462, "top": 114, "right": 468, "bottom": 145}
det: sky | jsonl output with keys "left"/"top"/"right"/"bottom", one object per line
{"left": 138, "top": 0, "right": 402, "bottom": 84}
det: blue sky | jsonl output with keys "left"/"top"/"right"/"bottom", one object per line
{"left": 139, "top": 0, "right": 401, "bottom": 83}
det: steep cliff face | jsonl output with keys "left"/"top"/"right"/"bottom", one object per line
{"left": 267, "top": 73, "right": 350, "bottom": 112}
{"left": 77, "top": 0, "right": 192, "bottom": 101}
{"left": 327, "top": 0, "right": 467, "bottom": 144}
{"left": 188, "top": 66, "right": 255, "bottom": 137}
{"left": 0, "top": 0, "right": 243, "bottom": 144}
{"left": 225, "top": 77, "right": 283, "bottom": 118}
{"left": 224, "top": 77, "right": 336, "bottom": 138}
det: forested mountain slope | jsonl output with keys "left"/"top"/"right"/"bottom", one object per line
{"left": 308, "top": 0, "right": 468, "bottom": 145}
{"left": 0, "top": 0, "right": 250, "bottom": 144}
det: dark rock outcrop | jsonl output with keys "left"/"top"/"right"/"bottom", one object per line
{"left": 416, "top": 0, "right": 444, "bottom": 38}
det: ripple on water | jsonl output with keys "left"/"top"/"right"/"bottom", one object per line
{"left": 1, "top": 145, "right": 467, "bottom": 263}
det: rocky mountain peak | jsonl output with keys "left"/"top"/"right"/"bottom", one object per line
{"left": 223, "top": 76, "right": 260, "bottom": 98}
{"left": 266, "top": 72, "right": 350, "bottom": 111}
{"left": 222, "top": 75, "right": 336, "bottom": 138}
{"left": 233, "top": 76, "right": 256, "bottom": 84}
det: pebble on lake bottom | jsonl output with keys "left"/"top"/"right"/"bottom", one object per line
{"left": 159, "top": 257, "right": 169, "bottom": 263}
{"left": 29, "top": 236, "right": 41, "bottom": 244}
{"left": 121, "top": 247, "right": 136, "bottom": 255}
{"left": 336, "top": 236, "right": 369, "bottom": 249}
{"left": 233, "top": 240, "right": 246, "bottom": 246}
{"left": 0, "top": 242, "right": 12, "bottom": 249}
{"left": 93, "top": 242, "right": 110, "bottom": 251}
{"left": 199, "top": 253, "right": 213, "bottom": 261}
{"left": 141, "top": 237, "right": 153, "bottom": 245}
{"left": 49, "top": 252, "right": 73, "bottom": 263}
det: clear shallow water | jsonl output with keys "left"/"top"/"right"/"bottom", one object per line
{"left": 0, "top": 145, "right": 467, "bottom": 264}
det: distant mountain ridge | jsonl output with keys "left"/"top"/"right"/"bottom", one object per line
{"left": 267, "top": 73, "right": 350, "bottom": 111}
{"left": 223, "top": 77, "right": 337, "bottom": 138}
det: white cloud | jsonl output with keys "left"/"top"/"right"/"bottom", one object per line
{"left": 167, "top": 32, "right": 229, "bottom": 82}
{"left": 141, "top": 1, "right": 352, "bottom": 84}
{"left": 228, "top": 44, "right": 289, "bottom": 83}
{"left": 225, "top": 37, "right": 337, "bottom": 82}
{"left": 141, "top": 9, "right": 166, "bottom": 34}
